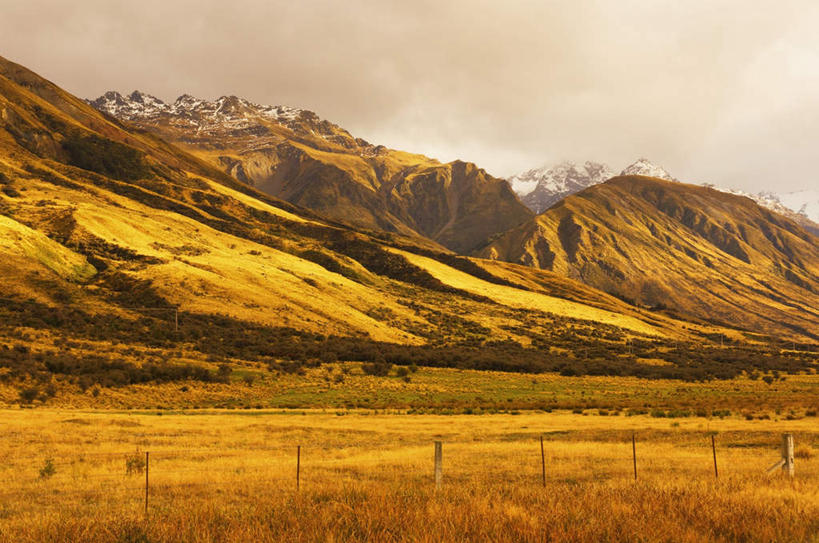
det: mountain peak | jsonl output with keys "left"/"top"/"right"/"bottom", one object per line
{"left": 620, "top": 158, "right": 676, "bottom": 181}
{"left": 89, "top": 91, "right": 304, "bottom": 124}
{"left": 508, "top": 161, "right": 615, "bottom": 214}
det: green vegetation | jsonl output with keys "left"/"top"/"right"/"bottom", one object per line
{"left": 62, "top": 132, "right": 151, "bottom": 181}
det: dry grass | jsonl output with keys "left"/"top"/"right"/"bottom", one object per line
{"left": 1, "top": 410, "right": 817, "bottom": 542}
{"left": 391, "top": 248, "right": 663, "bottom": 337}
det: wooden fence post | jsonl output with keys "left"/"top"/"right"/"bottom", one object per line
{"left": 766, "top": 433, "right": 795, "bottom": 477}
{"left": 296, "top": 445, "right": 301, "bottom": 490}
{"left": 782, "top": 434, "right": 794, "bottom": 478}
{"left": 540, "top": 435, "right": 546, "bottom": 488}
{"left": 434, "top": 441, "right": 442, "bottom": 489}
{"left": 632, "top": 433, "right": 637, "bottom": 481}
{"left": 711, "top": 435, "right": 718, "bottom": 479}
{"left": 144, "top": 451, "right": 149, "bottom": 516}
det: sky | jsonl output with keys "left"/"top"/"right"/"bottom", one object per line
{"left": 1, "top": 0, "right": 818, "bottom": 193}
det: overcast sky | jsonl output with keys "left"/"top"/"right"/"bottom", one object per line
{"left": 2, "top": 0, "right": 818, "bottom": 193}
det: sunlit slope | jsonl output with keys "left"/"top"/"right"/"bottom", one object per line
{"left": 2, "top": 53, "right": 716, "bottom": 351}
{"left": 389, "top": 248, "right": 662, "bottom": 337}
{"left": 479, "top": 176, "right": 819, "bottom": 340}
{"left": 0, "top": 214, "right": 96, "bottom": 282}
{"left": 7, "top": 178, "right": 424, "bottom": 342}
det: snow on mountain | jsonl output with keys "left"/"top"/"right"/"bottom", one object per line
{"left": 778, "top": 189, "right": 819, "bottom": 224}
{"left": 511, "top": 161, "right": 615, "bottom": 214}
{"left": 509, "top": 157, "right": 675, "bottom": 214}
{"left": 619, "top": 158, "right": 677, "bottom": 181}
{"left": 89, "top": 91, "right": 304, "bottom": 131}
{"left": 702, "top": 185, "right": 819, "bottom": 234}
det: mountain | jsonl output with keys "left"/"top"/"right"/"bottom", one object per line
{"left": 508, "top": 161, "right": 614, "bottom": 214}
{"left": 88, "top": 91, "right": 532, "bottom": 253}
{"left": 619, "top": 158, "right": 676, "bottom": 181}
{"left": 700, "top": 186, "right": 819, "bottom": 237}
{"left": 508, "top": 158, "right": 672, "bottom": 214}
{"left": 508, "top": 157, "right": 818, "bottom": 238}
{"left": 779, "top": 189, "right": 819, "bottom": 223}
{"left": 479, "top": 175, "right": 819, "bottom": 339}
{"left": 12, "top": 53, "right": 791, "bottom": 391}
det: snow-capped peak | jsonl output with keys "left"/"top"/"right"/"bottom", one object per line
{"left": 88, "top": 91, "right": 305, "bottom": 126}
{"left": 509, "top": 161, "right": 615, "bottom": 214}
{"left": 620, "top": 158, "right": 676, "bottom": 181}
{"left": 702, "top": 184, "right": 819, "bottom": 227}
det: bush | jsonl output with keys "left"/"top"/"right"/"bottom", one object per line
{"left": 362, "top": 361, "right": 392, "bottom": 377}
{"left": 39, "top": 458, "right": 56, "bottom": 479}
{"left": 125, "top": 453, "right": 146, "bottom": 475}
{"left": 1, "top": 186, "right": 20, "bottom": 198}
{"left": 216, "top": 363, "right": 233, "bottom": 383}
{"left": 18, "top": 386, "right": 40, "bottom": 404}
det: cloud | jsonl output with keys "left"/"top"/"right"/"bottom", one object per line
{"left": 1, "top": 0, "right": 817, "bottom": 191}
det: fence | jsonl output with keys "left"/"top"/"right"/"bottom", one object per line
{"left": 0, "top": 432, "right": 808, "bottom": 518}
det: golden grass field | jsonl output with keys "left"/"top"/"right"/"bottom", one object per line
{"left": 1, "top": 409, "right": 817, "bottom": 542}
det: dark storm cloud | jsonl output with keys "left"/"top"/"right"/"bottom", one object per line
{"left": 1, "top": 0, "right": 817, "bottom": 191}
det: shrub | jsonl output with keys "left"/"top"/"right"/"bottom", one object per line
{"left": 125, "top": 453, "right": 146, "bottom": 475}
{"left": 39, "top": 458, "right": 56, "bottom": 479}
{"left": 362, "top": 361, "right": 392, "bottom": 377}
{"left": 216, "top": 364, "right": 233, "bottom": 383}
{"left": 18, "top": 386, "right": 40, "bottom": 404}
{"left": 1, "top": 186, "right": 20, "bottom": 197}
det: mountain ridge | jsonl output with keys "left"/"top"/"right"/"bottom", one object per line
{"left": 480, "top": 175, "right": 819, "bottom": 339}
{"left": 509, "top": 157, "right": 818, "bottom": 235}
{"left": 89, "top": 90, "right": 533, "bottom": 253}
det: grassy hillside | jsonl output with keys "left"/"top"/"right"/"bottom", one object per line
{"left": 479, "top": 175, "right": 819, "bottom": 340}
{"left": 0, "top": 55, "right": 817, "bottom": 407}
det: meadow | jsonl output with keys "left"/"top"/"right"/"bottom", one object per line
{"left": 3, "top": 361, "right": 819, "bottom": 415}
{"left": 0, "top": 408, "right": 817, "bottom": 542}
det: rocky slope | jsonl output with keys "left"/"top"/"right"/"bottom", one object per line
{"left": 89, "top": 91, "right": 532, "bottom": 253}
{"left": 1, "top": 54, "right": 815, "bottom": 403}
{"left": 479, "top": 175, "right": 819, "bottom": 339}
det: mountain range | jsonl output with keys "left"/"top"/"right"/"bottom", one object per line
{"left": 0, "top": 50, "right": 816, "bottom": 398}
{"left": 479, "top": 175, "right": 819, "bottom": 338}
{"left": 5, "top": 53, "right": 735, "bottom": 378}
{"left": 509, "top": 158, "right": 819, "bottom": 234}
{"left": 83, "top": 87, "right": 819, "bottom": 339}
{"left": 89, "top": 91, "right": 532, "bottom": 254}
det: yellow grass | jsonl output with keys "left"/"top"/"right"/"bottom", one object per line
{"left": 198, "top": 176, "right": 315, "bottom": 224}
{"left": 0, "top": 214, "right": 96, "bottom": 282}
{"left": 391, "top": 248, "right": 662, "bottom": 337}
{"left": 15, "top": 180, "right": 423, "bottom": 343}
{"left": 0, "top": 410, "right": 816, "bottom": 542}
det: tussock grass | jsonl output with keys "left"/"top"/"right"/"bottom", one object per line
{"left": 0, "top": 410, "right": 817, "bottom": 542}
